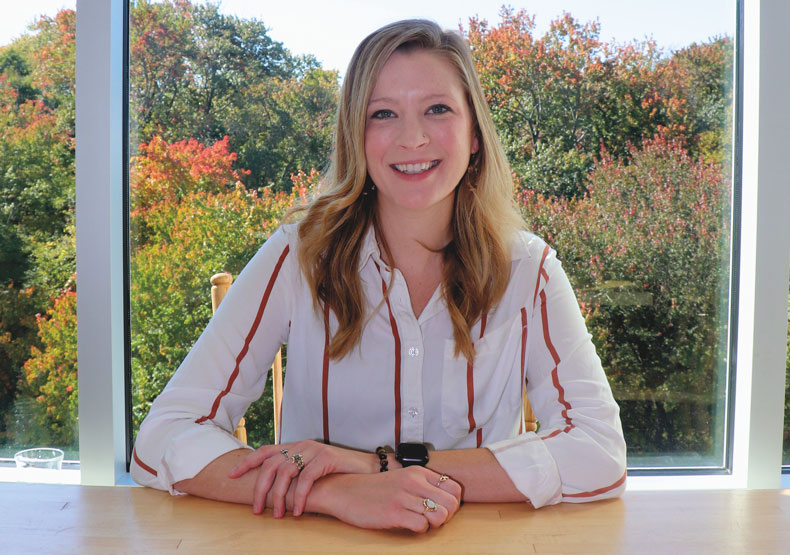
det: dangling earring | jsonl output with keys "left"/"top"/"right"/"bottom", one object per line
{"left": 465, "top": 153, "right": 480, "bottom": 187}
{"left": 362, "top": 181, "right": 376, "bottom": 196}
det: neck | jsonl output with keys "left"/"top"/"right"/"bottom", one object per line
{"left": 374, "top": 202, "right": 452, "bottom": 269}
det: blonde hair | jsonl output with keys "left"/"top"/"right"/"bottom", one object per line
{"left": 295, "top": 19, "right": 523, "bottom": 361}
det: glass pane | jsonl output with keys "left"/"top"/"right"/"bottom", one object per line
{"left": 0, "top": 3, "right": 78, "bottom": 479}
{"left": 128, "top": 1, "right": 737, "bottom": 469}
{"left": 508, "top": 7, "right": 737, "bottom": 467}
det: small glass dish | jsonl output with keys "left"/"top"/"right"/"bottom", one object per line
{"left": 14, "top": 448, "right": 65, "bottom": 471}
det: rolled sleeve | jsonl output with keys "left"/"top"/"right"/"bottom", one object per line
{"left": 487, "top": 434, "right": 563, "bottom": 508}
{"left": 162, "top": 424, "right": 251, "bottom": 495}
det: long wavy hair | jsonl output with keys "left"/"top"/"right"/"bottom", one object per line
{"left": 294, "top": 19, "right": 523, "bottom": 362}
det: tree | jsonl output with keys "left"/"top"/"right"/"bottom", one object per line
{"left": 129, "top": 0, "right": 338, "bottom": 191}
{"left": 467, "top": 8, "right": 732, "bottom": 199}
{"left": 19, "top": 284, "right": 78, "bottom": 447}
{"left": 522, "top": 134, "right": 730, "bottom": 456}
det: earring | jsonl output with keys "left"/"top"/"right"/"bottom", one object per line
{"left": 465, "top": 154, "right": 480, "bottom": 185}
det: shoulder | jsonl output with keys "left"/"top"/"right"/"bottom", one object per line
{"left": 508, "top": 229, "right": 551, "bottom": 263}
{"left": 258, "top": 222, "right": 300, "bottom": 256}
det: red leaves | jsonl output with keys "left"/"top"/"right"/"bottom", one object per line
{"left": 131, "top": 135, "right": 248, "bottom": 215}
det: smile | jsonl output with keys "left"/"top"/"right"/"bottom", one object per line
{"left": 392, "top": 160, "right": 439, "bottom": 174}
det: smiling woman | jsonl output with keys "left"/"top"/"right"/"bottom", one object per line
{"left": 130, "top": 18, "right": 627, "bottom": 531}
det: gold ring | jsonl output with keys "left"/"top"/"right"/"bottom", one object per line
{"left": 291, "top": 453, "right": 305, "bottom": 472}
{"left": 437, "top": 474, "right": 449, "bottom": 486}
{"left": 423, "top": 498, "right": 437, "bottom": 513}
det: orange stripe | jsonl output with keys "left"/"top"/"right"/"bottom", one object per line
{"left": 563, "top": 471, "right": 627, "bottom": 498}
{"left": 133, "top": 447, "right": 157, "bottom": 477}
{"left": 196, "top": 244, "right": 290, "bottom": 425}
{"left": 380, "top": 276, "right": 402, "bottom": 447}
{"left": 467, "top": 314, "right": 487, "bottom": 441}
{"left": 322, "top": 302, "right": 331, "bottom": 444}
{"left": 532, "top": 244, "right": 551, "bottom": 308}
{"left": 538, "top": 287, "right": 574, "bottom": 439}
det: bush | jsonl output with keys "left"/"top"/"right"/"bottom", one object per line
{"left": 522, "top": 134, "right": 730, "bottom": 460}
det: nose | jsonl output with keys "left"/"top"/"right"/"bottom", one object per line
{"left": 396, "top": 114, "right": 428, "bottom": 149}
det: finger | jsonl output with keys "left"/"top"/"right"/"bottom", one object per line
{"left": 420, "top": 497, "right": 451, "bottom": 528}
{"left": 429, "top": 487, "right": 461, "bottom": 517}
{"left": 229, "top": 445, "right": 280, "bottom": 478}
{"left": 397, "top": 509, "right": 430, "bottom": 533}
{"left": 251, "top": 459, "right": 282, "bottom": 514}
{"left": 270, "top": 463, "right": 300, "bottom": 518}
{"left": 292, "top": 465, "right": 321, "bottom": 517}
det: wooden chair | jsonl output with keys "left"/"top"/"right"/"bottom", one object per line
{"left": 210, "top": 272, "right": 538, "bottom": 444}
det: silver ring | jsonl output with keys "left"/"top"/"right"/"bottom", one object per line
{"left": 423, "top": 498, "right": 437, "bottom": 513}
{"left": 280, "top": 448, "right": 289, "bottom": 459}
{"left": 291, "top": 453, "right": 305, "bottom": 472}
{"left": 437, "top": 474, "right": 449, "bottom": 486}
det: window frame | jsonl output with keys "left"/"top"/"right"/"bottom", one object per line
{"left": 74, "top": 0, "right": 789, "bottom": 488}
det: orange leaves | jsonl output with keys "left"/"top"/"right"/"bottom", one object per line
{"left": 131, "top": 135, "right": 247, "bottom": 216}
{"left": 21, "top": 284, "right": 78, "bottom": 445}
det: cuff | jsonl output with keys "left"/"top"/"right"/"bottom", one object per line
{"left": 486, "top": 433, "right": 563, "bottom": 508}
{"left": 161, "top": 423, "right": 252, "bottom": 495}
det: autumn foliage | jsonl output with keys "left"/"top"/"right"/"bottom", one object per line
{"left": 2, "top": 3, "right": 785, "bottom": 464}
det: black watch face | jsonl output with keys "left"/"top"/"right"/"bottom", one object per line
{"left": 397, "top": 443, "right": 428, "bottom": 466}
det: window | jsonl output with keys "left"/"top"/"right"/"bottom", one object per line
{"left": 127, "top": 0, "right": 739, "bottom": 471}
{"left": 71, "top": 0, "right": 788, "bottom": 488}
{"left": 0, "top": 2, "right": 78, "bottom": 482}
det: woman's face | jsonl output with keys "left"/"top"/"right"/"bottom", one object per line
{"left": 364, "top": 49, "right": 479, "bottom": 222}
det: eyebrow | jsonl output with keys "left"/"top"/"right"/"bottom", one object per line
{"left": 368, "top": 93, "right": 454, "bottom": 105}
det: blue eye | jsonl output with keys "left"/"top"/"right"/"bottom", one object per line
{"left": 428, "top": 104, "right": 451, "bottom": 114}
{"left": 371, "top": 109, "right": 395, "bottom": 119}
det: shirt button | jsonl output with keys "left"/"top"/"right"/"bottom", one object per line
{"left": 408, "top": 346, "right": 419, "bottom": 357}
{"left": 408, "top": 407, "right": 420, "bottom": 418}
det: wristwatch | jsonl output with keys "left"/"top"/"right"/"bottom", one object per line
{"left": 396, "top": 443, "right": 429, "bottom": 467}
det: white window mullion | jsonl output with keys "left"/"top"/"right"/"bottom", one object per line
{"left": 733, "top": 0, "right": 790, "bottom": 489}
{"left": 75, "top": 0, "right": 127, "bottom": 486}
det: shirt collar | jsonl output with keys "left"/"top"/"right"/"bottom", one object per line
{"left": 358, "top": 224, "right": 387, "bottom": 273}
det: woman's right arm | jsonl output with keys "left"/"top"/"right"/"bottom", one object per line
{"left": 175, "top": 449, "right": 462, "bottom": 532}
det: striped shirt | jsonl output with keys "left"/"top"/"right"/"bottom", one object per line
{"left": 131, "top": 224, "right": 626, "bottom": 508}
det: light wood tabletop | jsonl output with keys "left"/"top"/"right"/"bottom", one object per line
{"left": 1, "top": 482, "right": 789, "bottom": 554}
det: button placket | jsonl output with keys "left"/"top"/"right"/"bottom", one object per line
{"left": 389, "top": 273, "right": 425, "bottom": 443}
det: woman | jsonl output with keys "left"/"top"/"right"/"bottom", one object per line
{"left": 131, "top": 19, "right": 626, "bottom": 532}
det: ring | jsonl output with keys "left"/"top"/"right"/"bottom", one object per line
{"left": 291, "top": 453, "right": 305, "bottom": 472}
{"left": 280, "top": 448, "right": 289, "bottom": 459}
{"left": 423, "top": 498, "right": 437, "bottom": 513}
{"left": 437, "top": 474, "right": 449, "bottom": 486}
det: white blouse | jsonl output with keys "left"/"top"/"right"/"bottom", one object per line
{"left": 131, "top": 224, "right": 627, "bottom": 508}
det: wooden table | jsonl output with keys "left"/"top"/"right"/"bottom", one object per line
{"left": 1, "top": 483, "right": 789, "bottom": 554}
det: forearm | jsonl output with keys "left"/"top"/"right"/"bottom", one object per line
{"left": 174, "top": 449, "right": 258, "bottom": 504}
{"left": 174, "top": 448, "right": 340, "bottom": 515}
{"left": 425, "top": 448, "right": 527, "bottom": 503}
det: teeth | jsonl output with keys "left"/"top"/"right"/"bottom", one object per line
{"left": 394, "top": 161, "right": 438, "bottom": 174}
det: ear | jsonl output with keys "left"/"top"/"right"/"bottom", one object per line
{"left": 471, "top": 133, "right": 480, "bottom": 155}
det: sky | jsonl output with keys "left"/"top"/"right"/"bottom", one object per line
{"left": 1, "top": 1, "right": 736, "bottom": 75}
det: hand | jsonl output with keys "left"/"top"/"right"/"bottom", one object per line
{"left": 228, "top": 440, "right": 375, "bottom": 517}
{"left": 316, "top": 466, "right": 462, "bottom": 532}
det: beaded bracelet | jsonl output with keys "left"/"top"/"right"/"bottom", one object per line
{"left": 375, "top": 446, "right": 389, "bottom": 472}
